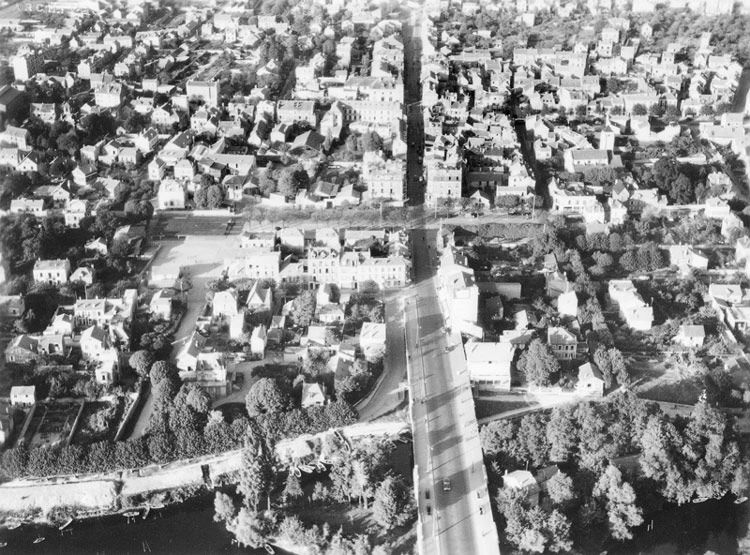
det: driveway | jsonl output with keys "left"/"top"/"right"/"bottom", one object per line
{"left": 129, "top": 237, "right": 237, "bottom": 438}
{"left": 355, "top": 290, "right": 408, "bottom": 421}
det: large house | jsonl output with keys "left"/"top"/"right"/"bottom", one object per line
{"left": 608, "top": 279, "right": 653, "bottom": 331}
{"left": 465, "top": 340, "right": 515, "bottom": 390}
{"left": 547, "top": 327, "right": 577, "bottom": 360}
{"left": 33, "top": 259, "right": 71, "bottom": 285}
{"left": 157, "top": 180, "right": 186, "bottom": 210}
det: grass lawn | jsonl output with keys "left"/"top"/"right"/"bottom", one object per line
{"left": 638, "top": 378, "right": 703, "bottom": 405}
{"left": 474, "top": 398, "right": 534, "bottom": 420}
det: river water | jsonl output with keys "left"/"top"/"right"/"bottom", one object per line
{"left": 3, "top": 492, "right": 748, "bottom": 554}
{"left": 0, "top": 495, "right": 279, "bottom": 555}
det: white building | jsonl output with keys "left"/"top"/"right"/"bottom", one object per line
{"left": 608, "top": 279, "right": 653, "bottom": 331}
{"left": 157, "top": 179, "right": 186, "bottom": 210}
{"left": 425, "top": 159, "right": 462, "bottom": 206}
{"left": 465, "top": 341, "right": 515, "bottom": 390}
{"left": 33, "top": 259, "right": 70, "bottom": 285}
{"left": 359, "top": 321, "right": 386, "bottom": 361}
{"left": 186, "top": 80, "right": 220, "bottom": 107}
{"left": 362, "top": 151, "right": 405, "bottom": 202}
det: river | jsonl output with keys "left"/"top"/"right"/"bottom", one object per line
{"left": 0, "top": 495, "right": 281, "bottom": 555}
{"left": 3, "top": 494, "right": 748, "bottom": 554}
{"left": 610, "top": 496, "right": 750, "bottom": 555}
{"left": 0, "top": 441, "right": 415, "bottom": 554}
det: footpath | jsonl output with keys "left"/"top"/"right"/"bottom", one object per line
{"left": 0, "top": 421, "right": 408, "bottom": 525}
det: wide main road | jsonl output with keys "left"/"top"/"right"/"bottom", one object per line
{"left": 407, "top": 228, "right": 500, "bottom": 555}
{"left": 403, "top": 12, "right": 425, "bottom": 205}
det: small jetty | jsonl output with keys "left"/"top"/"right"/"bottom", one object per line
{"left": 59, "top": 517, "right": 74, "bottom": 531}
{"left": 142, "top": 506, "right": 151, "bottom": 520}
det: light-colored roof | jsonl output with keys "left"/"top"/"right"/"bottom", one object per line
{"left": 10, "top": 385, "right": 35, "bottom": 398}
{"left": 678, "top": 324, "right": 705, "bottom": 338}
{"left": 301, "top": 382, "right": 326, "bottom": 405}
{"left": 360, "top": 322, "right": 386, "bottom": 343}
{"left": 464, "top": 341, "right": 515, "bottom": 362}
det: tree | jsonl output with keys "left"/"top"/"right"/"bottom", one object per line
{"left": 237, "top": 441, "right": 271, "bottom": 512}
{"left": 149, "top": 360, "right": 180, "bottom": 388}
{"left": 214, "top": 491, "right": 237, "bottom": 523}
{"left": 359, "top": 131, "right": 383, "bottom": 153}
{"left": 504, "top": 503, "right": 573, "bottom": 553}
{"left": 545, "top": 509, "right": 574, "bottom": 552}
{"left": 546, "top": 471, "right": 575, "bottom": 507}
{"left": 669, "top": 173, "right": 694, "bottom": 204}
{"left": 245, "top": 377, "right": 290, "bottom": 417}
{"left": 206, "top": 184, "right": 224, "bottom": 208}
{"left": 372, "top": 475, "right": 414, "bottom": 530}
{"left": 289, "top": 290, "right": 316, "bottom": 327}
{"left": 80, "top": 112, "right": 117, "bottom": 144}
{"left": 731, "top": 462, "right": 750, "bottom": 498}
{"left": 593, "top": 465, "right": 643, "bottom": 540}
{"left": 517, "top": 339, "right": 560, "bottom": 386}
{"left": 129, "top": 350, "right": 154, "bottom": 379}
{"left": 193, "top": 183, "right": 210, "bottom": 208}
{"left": 619, "top": 249, "right": 638, "bottom": 273}
{"left": 0, "top": 173, "right": 33, "bottom": 207}
{"left": 518, "top": 412, "right": 550, "bottom": 468}
{"left": 283, "top": 471, "right": 304, "bottom": 504}
{"left": 140, "top": 331, "right": 173, "bottom": 357}
{"left": 593, "top": 346, "right": 615, "bottom": 389}
{"left": 258, "top": 169, "right": 277, "bottom": 196}
{"left": 632, "top": 103, "right": 648, "bottom": 116}
{"left": 278, "top": 165, "right": 309, "bottom": 198}
{"left": 56, "top": 131, "right": 80, "bottom": 156}
{"left": 546, "top": 406, "right": 577, "bottom": 462}
{"left": 227, "top": 507, "right": 267, "bottom": 548}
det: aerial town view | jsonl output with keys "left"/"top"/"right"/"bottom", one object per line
{"left": 1, "top": 0, "right": 750, "bottom": 553}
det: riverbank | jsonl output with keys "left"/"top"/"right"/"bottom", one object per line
{"left": 0, "top": 422, "right": 409, "bottom": 531}
{"left": 0, "top": 447, "right": 245, "bottom": 529}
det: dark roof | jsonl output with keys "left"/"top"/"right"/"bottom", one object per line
{"left": 291, "top": 130, "right": 325, "bottom": 152}
{"left": 0, "top": 85, "right": 23, "bottom": 107}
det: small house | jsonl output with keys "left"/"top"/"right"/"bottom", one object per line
{"left": 301, "top": 382, "right": 328, "bottom": 408}
{"left": 359, "top": 322, "right": 386, "bottom": 360}
{"left": 250, "top": 325, "right": 267, "bottom": 356}
{"left": 213, "top": 289, "right": 239, "bottom": 318}
{"left": 674, "top": 324, "right": 706, "bottom": 348}
{"left": 10, "top": 385, "right": 36, "bottom": 406}
{"left": 576, "top": 362, "right": 605, "bottom": 397}
{"left": 69, "top": 266, "right": 95, "bottom": 285}
{"left": 502, "top": 470, "right": 540, "bottom": 505}
{"left": 150, "top": 289, "right": 174, "bottom": 321}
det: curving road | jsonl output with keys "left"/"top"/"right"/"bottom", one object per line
{"left": 355, "top": 289, "right": 408, "bottom": 421}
